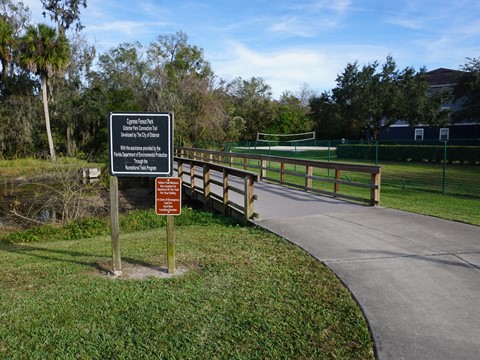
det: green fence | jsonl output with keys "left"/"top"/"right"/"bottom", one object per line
{"left": 225, "top": 139, "right": 480, "bottom": 198}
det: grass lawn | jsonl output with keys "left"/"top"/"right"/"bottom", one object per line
{"left": 0, "top": 218, "right": 374, "bottom": 359}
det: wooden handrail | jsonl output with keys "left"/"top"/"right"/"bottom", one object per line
{"left": 175, "top": 147, "right": 381, "bottom": 206}
{"left": 175, "top": 156, "right": 258, "bottom": 224}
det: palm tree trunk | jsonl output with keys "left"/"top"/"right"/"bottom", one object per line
{"left": 42, "top": 74, "right": 56, "bottom": 161}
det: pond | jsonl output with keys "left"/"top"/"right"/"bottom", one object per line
{"left": 1, "top": 172, "right": 154, "bottom": 231}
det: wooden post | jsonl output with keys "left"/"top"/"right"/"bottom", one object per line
{"left": 203, "top": 164, "right": 211, "bottom": 210}
{"left": 109, "top": 175, "right": 122, "bottom": 275}
{"left": 244, "top": 175, "right": 254, "bottom": 224}
{"left": 260, "top": 160, "right": 267, "bottom": 180}
{"left": 178, "top": 161, "right": 184, "bottom": 179}
{"left": 280, "top": 162, "right": 285, "bottom": 185}
{"left": 223, "top": 169, "right": 229, "bottom": 215}
{"left": 178, "top": 162, "right": 184, "bottom": 199}
{"left": 190, "top": 161, "right": 195, "bottom": 197}
{"left": 334, "top": 169, "right": 341, "bottom": 195}
{"left": 371, "top": 171, "right": 381, "bottom": 206}
{"left": 167, "top": 215, "right": 175, "bottom": 274}
{"left": 306, "top": 165, "right": 313, "bottom": 191}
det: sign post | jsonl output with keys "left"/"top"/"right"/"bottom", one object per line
{"left": 155, "top": 177, "right": 181, "bottom": 273}
{"left": 108, "top": 112, "right": 174, "bottom": 275}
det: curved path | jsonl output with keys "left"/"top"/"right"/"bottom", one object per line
{"left": 252, "top": 180, "right": 480, "bottom": 360}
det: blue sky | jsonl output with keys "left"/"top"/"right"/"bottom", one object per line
{"left": 24, "top": 0, "right": 480, "bottom": 98}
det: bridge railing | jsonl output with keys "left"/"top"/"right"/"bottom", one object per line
{"left": 175, "top": 156, "right": 258, "bottom": 224}
{"left": 175, "top": 147, "right": 381, "bottom": 206}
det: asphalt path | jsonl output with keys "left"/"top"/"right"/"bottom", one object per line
{"left": 252, "top": 180, "right": 480, "bottom": 360}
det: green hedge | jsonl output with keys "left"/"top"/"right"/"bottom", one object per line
{"left": 336, "top": 145, "right": 480, "bottom": 163}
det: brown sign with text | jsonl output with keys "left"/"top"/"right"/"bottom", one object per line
{"left": 155, "top": 178, "right": 181, "bottom": 215}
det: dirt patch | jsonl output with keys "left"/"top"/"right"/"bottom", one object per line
{"left": 94, "top": 258, "right": 189, "bottom": 280}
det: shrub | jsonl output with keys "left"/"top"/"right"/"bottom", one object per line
{"left": 336, "top": 144, "right": 480, "bottom": 163}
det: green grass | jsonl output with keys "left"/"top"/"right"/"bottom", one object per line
{"left": 0, "top": 157, "right": 100, "bottom": 177}
{"left": 4, "top": 208, "right": 235, "bottom": 243}
{"left": 0, "top": 221, "right": 374, "bottom": 359}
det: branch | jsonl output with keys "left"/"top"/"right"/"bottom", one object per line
{"left": 9, "top": 209, "right": 45, "bottom": 225}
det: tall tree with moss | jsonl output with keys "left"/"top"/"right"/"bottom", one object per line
{"left": 19, "top": 24, "right": 70, "bottom": 160}
{"left": 41, "top": 0, "right": 87, "bottom": 35}
{"left": 0, "top": 18, "right": 14, "bottom": 83}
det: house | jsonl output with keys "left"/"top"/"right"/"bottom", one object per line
{"left": 378, "top": 68, "right": 480, "bottom": 142}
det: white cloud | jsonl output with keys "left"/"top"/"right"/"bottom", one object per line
{"left": 210, "top": 41, "right": 389, "bottom": 98}
{"left": 294, "top": 0, "right": 352, "bottom": 14}
{"left": 387, "top": 17, "right": 423, "bottom": 30}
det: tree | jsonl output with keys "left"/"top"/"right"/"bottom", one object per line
{"left": 1, "top": 0, "right": 31, "bottom": 89}
{"left": 41, "top": 0, "right": 87, "bottom": 35}
{"left": 148, "top": 30, "right": 213, "bottom": 82}
{"left": 146, "top": 31, "right": 226, "bottom": 146}
{"left": 332, "top": 56, "right": 449, "bottom": 140}
{"left": 454, "top": 57, "right": 480, "bottom": 121}
{"left": 309, "top": 92, "right": 351, "bottom": 139}
{"left": 20, "top": 24, "right": 70, "bottom": 160}
{"left": 267, "top": 91, "right": 312, "bottom": 135}
{"left": 226, "top": 77, "right": 275, "bottom": 139}
{"left": 0, "top": 18, "right": 14, "bottom": 82}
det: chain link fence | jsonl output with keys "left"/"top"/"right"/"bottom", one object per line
{"left": 224, "top": 139, "right": 480, "bottom": 199}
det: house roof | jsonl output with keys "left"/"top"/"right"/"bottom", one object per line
{"left": 426, "top": 68, "right": 462, "bottom": 87}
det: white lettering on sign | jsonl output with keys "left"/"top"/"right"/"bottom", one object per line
{"left": 109, "top": 112, "right": 173, "bottom": 176}
{"left": 155, "top": 178, "right": 181, "bottom": 215}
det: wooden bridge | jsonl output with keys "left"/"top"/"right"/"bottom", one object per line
{"left": 174, "top": 147, "right": 381, "bottom": 223}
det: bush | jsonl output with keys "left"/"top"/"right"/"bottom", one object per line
{"left": 5, "top": 208, "right": 236, "bottom": 243}
{"left": 336, "top": 144, "right": 480, "bottom": 163}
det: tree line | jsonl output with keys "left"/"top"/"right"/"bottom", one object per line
{"left": 1, "top": 0, "right": 478, "bottom": 160}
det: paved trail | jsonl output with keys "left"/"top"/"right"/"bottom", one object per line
{"left": 252, "top": 180, "right": 480, "bottom": 360}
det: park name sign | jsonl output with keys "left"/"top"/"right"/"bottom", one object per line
{"left": 108, "top": 112, "right": 173, "bottom": 177}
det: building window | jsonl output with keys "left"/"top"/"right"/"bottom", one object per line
{"left": 439, "top": 128, "right": 449, "bottom": 141}
{"left": 414, "top": 128, "right": 424, "bottom": 141}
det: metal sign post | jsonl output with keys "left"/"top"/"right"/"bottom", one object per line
{"left": 155, "top": 177, "right": 182, "bottom": 273}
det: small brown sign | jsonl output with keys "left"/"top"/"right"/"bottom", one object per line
{"left": 155, "top": 177, "right": 181, "bottom": 215}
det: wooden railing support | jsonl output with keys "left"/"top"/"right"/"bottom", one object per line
{"left": 190, "top": 161, "right": 195, "bottom": 196}
{"left": 203, "top": 164, "right": 212, "bottom": 211}
{"left": 244, "top": 175, "right": 254, "bottom": 224}
{"left": 260, "top": 160, "right": 267, "bottom": 180}
{"left": 306, "top": 165, "right": 313, "bottom": 191}
{"left": 371, "top": 172, "right": 381, "bottom": 206}
{"left": 223, "top": 169, "right": 229, "bottom": 215}
{"left": 334, "top": 169, "right": 341, "bottom": 195}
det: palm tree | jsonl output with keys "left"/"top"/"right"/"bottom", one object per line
{"left": 19, "top": 23, "right": 69, "bottom": 160}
